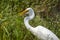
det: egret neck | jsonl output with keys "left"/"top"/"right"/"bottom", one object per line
{"left": 24, "top": 8, "right": 35, "bottom": 31}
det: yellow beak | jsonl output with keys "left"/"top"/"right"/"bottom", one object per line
{"left": 18, "top": 9, "right": 29, "bottom": 16}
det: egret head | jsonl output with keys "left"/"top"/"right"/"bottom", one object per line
{"left": 19, "top": 8, "right": 33, "bottom": 16}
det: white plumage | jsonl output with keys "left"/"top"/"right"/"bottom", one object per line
{"left": 20, "top": 8, "right": 59, "bottom": 40}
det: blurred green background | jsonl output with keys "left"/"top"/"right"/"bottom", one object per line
{"left": 0, "top": 0, "right": 60, "bottom": 40}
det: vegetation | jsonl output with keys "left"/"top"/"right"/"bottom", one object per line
{"left": 0, "top": 0, "right": 60, "bottom": 40}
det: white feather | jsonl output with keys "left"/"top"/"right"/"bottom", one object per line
{"left": 24, "top": 8, "right": 59, "bottom": 40}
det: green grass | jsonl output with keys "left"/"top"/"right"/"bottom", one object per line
{"left": 0, "top": 0, "right": 60, "bottom": 40}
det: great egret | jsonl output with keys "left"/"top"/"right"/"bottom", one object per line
{"left": 19, "top": 8, "right": 59, "bottom": 40}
